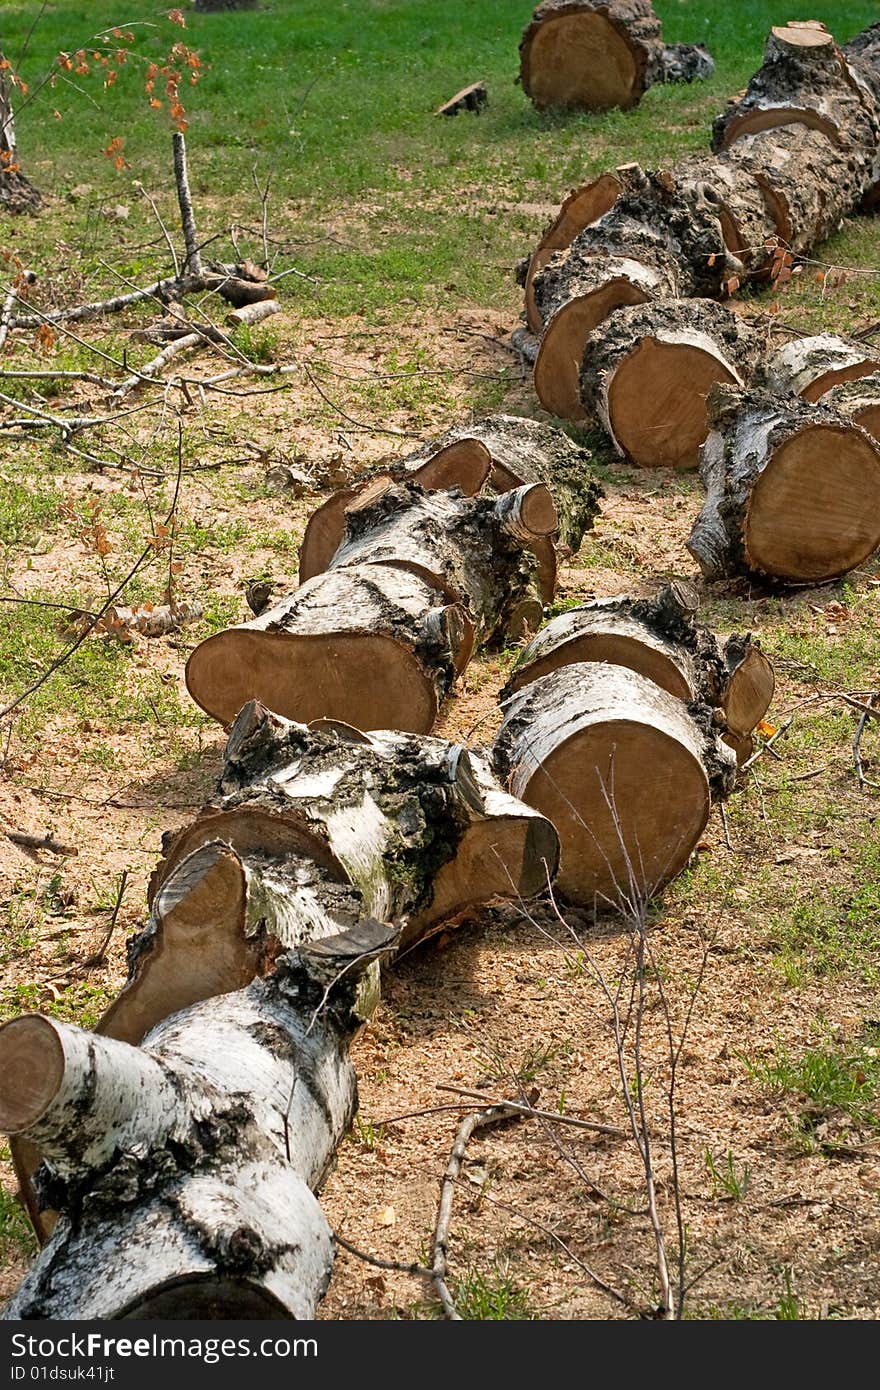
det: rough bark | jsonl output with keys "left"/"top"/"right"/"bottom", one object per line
{"left": 727, "top": 124, "right": 872, "bottom": 256}
{"left": 532, "top": 224, "right": 680, "bottom": 421}
{"left": 820, "top": 371, "right": 880, "bottom": 444}
{"left": 185, "top": 563, "right": 475, "bottom": 732}
{"left": 327, "top": 478, "right": 553, "bottom": 643}
{"left": 523, "top": 173, "right": 623, "bottom": 331}
{"left": 687, "top": 384, "right": 880, "bottom": 583}
{"left": 0, "top": 68, "right": 41, "bottom": 215}
{"left": 844, "top": 22, "right": 880, "bottom": 205}
{"left": 519, "top": 1, "right": 712, "bottom": 113}
{"left": 711, "top": 22, "right": 880, "bottom": 180}
{"left": 502, "top": 581, "right": 774, "bottom": 747}
{"left": 670, "top": 152, "right": 780, "bottom": 278}
{"left": 9, "top": 703, "right": 559, "bottom": 1274}
{"left": 493, "top": 661, "right": 737, "bottom": 906}
{"left": 761, "top": 333, "right": 880, "bottom": 403}
{"left": 579, "top": 298, "right": 762, "bottom": 468}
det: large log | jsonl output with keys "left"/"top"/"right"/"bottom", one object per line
{"left": 687, "top": 384, "right": 880, "bottom": 583}
{"left": 185, "top": 562, "right": 474, "bottom": 731}
{"left": 711, "top": 22, "right": 880, "bottom": 171}
{"left": 727, "top": 124, "right": 869, "bottom": 255}
{"left": 8, "top": 703, "right": 560, "bottom": 1292}
{"left": 299, "top": 415, "right": 603, "bottom": 581}
{"left": 518, "top": 0, "right": 712, "bottom": 113}
{"left": 325, "top": 477, "right": 557, "bottom": 641}
{"left": 579, "top": 299, "right": 761, "bottom": 468}
{"left": 501, "top": 581, "right": 774, "bottom": 753}
{"left": 844, "top": 22, "right": 880, "bottom": 205}
{"left": 493, "top": 661, "right": 737, "bottom": 906}
{"left": 761, "top": 333, "right": 880, "bottom": 403}
{"left": 522, "top": 173, "right": 623, "bottom": 332}
{"left": 670, "top": 152, "right": 780, "bottom": 279}
{"left": 821, "top": 371, "right": 880, "bottom": 444}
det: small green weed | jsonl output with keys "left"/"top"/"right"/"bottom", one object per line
{"left": 704, "top": 1148, "right": 751, "bottom": 1201}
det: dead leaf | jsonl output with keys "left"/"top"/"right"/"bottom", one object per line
{"left": 376, "top": 1205, "right": 396, "bottom": 1227}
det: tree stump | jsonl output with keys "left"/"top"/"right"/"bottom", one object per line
{"left": 687, "top": 384, "right": 880, "bottom": 583}
{"left": 519, "top": 0, "right": 712, "bottom": 113}
{"left": 762, "top": 333, "right": 880, "bottom": 403}
{"left": 185, "top": 562, "right": 474, "bottom": 732}
{"left": 579, "top": 299, "right": 761, "bottom": 468}
{"left": 493, "top": 661, "right": 736, "bottom": 906}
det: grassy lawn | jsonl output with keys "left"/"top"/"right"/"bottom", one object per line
{"left": 1, "top": 0, "right": 880, "bottom": 1321}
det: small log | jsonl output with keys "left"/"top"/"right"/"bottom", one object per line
{"left": 711, "top": 23, "right": 880, "bottom": 169}
{"left": 522, "top": 173, "right": 623, "bottom": 332}
{"left": 579, "top": 298, "right": 761, "bottom": 468}
{"left": 761, "top": 333, "right": 880, "bottom": 403}
{"left": 532, "top": 227, "right": 680, "bottom": 421}
{"left": 687, "top": 384, "right": 880, "bottom": 583}
{"left": 502, "top": 582, "right": 774, "bottom": 747}
{"left": 185, "top": 562, "right": 474, "bottom": 731}
{"left": 298, "top": 434, "right": 493, "bottom": 583}
{"left": 519, "top": 0, "right": 711, "bottom": 113}
{"left": 821, "top": 372, "right": 880, "bottom": 444}
{"left": 493, "top": 661, "right": 736, "bottom": 906}
{"left": 435, "top": 82, "right": 488, "bottom": 117}
{"left": 327, "top": 479, "right": 554, "bottom": 643}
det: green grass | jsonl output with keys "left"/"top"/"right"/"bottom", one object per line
{"left": 744, "top": 1025, "right": 880, "bottom": 1152}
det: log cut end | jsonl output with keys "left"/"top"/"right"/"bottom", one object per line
{"left": 534, "top": 275, "right": 653, "bottom": 421}
{"left": 745, "top": 424, "right": 880, "bottom": 581}
{"left": 0, "top": 1017, "right": 63, "bottom": 1133}
{"left": 495, "top": 662, "right": 733, "bottom": 906}
{"left": 524, "top": 174, "right": 623, "bottom": 331}
{"left": 520, "top": 6, "right": 647, "bottom": 112}
{"left": 821, "top": 373, "right": 880, "bottom": 444}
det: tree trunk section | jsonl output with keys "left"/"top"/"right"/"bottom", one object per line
{"left": 579, "top": 298, "right": 761, "bottom": 468}
{"left": 761, "top": 333, "right": 880, "bottom": 402}
{"left": 670, "top": 152, "right": 780, "bottom": 278}
{"left": 501, "top": 582, "right": 774, "bottom": 749}
{"left": 687, "top": 384, "right": 880, "bottom": 582}
{"left": 0, "top": 68, "right": 41, "bottom": 214}
{"left": 9, "top": 702, "right": 559, "bottom": 1272}
{"left": 523, "top": 173, "right": 623, "bottom": 331}
{"left": 710, "top": 22, "right": 880, "bottom": 179}
{"left": 327, "top": 478, "right": 553, "bottom": 642}
{"left": 493, "top": 661, "right": 736, "bottom": 906}
{"left": 519, "top": 1, "right": 711, "bottom": 113}
{"left": 726, "top": 124, "right": 869, "bottom": 256}
{"left": 185, "top": 563, "right": 474, "bottom": 732}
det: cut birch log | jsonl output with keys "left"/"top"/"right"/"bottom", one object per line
{"left": 761, "top": 333, "right": 880, "bottom": 403}
{"left": 518, "top": 0, "right": 712, "bottom": 113}
{"left": 710, "top": 22, "right": 880, "bottom": 166}
{"left": 501, "top": 582, "right": 774, "bottom": 747}
{"left": 2, "top": 893, "right": 386, "bottom": 1318}
{"left": 532, "top": 224, "right": 680, "bottom": 421}
{"left": 687, "top": 384, "right": 880, "bottom": 582}
{"left": 299, "top": 414, "right": 601, "bottom": 585}
{"left": 493, "top": 661, "right": 737, "bottom": 905}
{"left": 327, "top": 478, "right": 554, "bottom": 641}
{"left": 185, "top": 562, "right": 474, "bottom": 731}
{"left": 297, "top": 436, "right": 493, "bottom": 583}
{"left": 10, "top": 702, "right": 559, "bottom": 1262}
{"left": 820, "top": 371, "right": 880, "bottom": 444}
{"left": 727, "top": 125, "right": 870, "bottom": 256}
{"left": 579, "top": 299, "right": 761, "bottom": 468}
{"left": 522, "top": 173, "right": 623, "bottom": 332}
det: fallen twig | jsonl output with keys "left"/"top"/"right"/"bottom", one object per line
{"left": 852, "top": 694, "right": 880, "bottom": 791}
{"left": 433, "top": 1083, "right": 626, "bottom": 1136}
{"left": 5, "top": 830, "right": 77, "bottom": 856}
{"left": 80, "top": 869, "right": 128, "bottom": 969}
{"left": 333, "top": 1232, "right": 433, "bottom": 1280}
